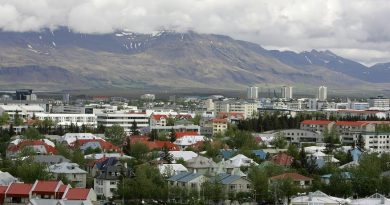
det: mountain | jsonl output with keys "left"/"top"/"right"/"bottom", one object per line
{"left": 0, "top": 28, "right": 388, "bottom": 91}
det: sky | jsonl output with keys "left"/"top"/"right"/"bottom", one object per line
{"left": 0, "top": 0, "right": 389, "bottom": 65}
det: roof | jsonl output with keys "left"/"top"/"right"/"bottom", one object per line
{"left": 291, "top": 191, "right": 346, "bottom": 204}
{"left": 335, "top": 121, "right": 370, "bottom": 126}
{"left": 33, "top": 181, "right": 61, "bottom": 193}
{"left": 151, "top": 114, "right": 168, "bottom": 121}
{"left": 301, "top": 120, "right": 333, "bottom": 125}
{"left": 48, "top": 162, "right": 87, "bottom": 174}
{"left": 64, "top": 188, "right": 91, "bottom": 200}
{"left": 73, "top": 139, "right": 121, "bottom": 152}
{"left": 186, "top": 155, "right": 217, "bottom": 169}
{"left": 6, "top": 183, "right": 33, "bottom": 196}
{"left": 169, "top": 151, "right": 198, "bottom": 161}
{"left": 28, "top": 199, "right": 94, "bottom": 205}
{"left": 349, "top": 193, "right": 390, "bottom": 205}
{"left": 167, "top": 172, "right": 203, "bottom": 183}
{"left": 0, "top": 171, "right": 17, "bottom": 185}
{"left": 211, "top": 118, "right": 228, "bottom": 123}
{"left": 7, "top": 139, "right": 57, "bottom": 154}
{"left": 271, "top": 153, "right": 294, "bottom": 166}
{"left": 228, "top": 154, "right": 258, "bottom": 167}
{"left": 212, "top": 173, "right": 246, "bottom": 185}
{"left": 270, "top": 172, "right": 313, "bottom": 181}
{"left": 176, "top": 131, "right": 199, "bottom": 138}
{"left": 61, "top": 133, "right": 103, "bottom": 145}
{"left": 33, "top": 155, "right": 70, "bottom": 164}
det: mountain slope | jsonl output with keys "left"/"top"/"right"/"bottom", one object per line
{"left": 0, "top": 28, "right": 388, "bottom": 91}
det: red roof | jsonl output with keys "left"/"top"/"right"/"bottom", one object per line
{"left": 176, "top": 131, "right": 199, "bottom": 138}
{"left": 56, "top": 185, "right": 69, "bottom": 199}
{"left": 6, "top": 183, "right": 33, "bottom": 197}
{"left": 217, "top": 112, "right": 245, "bottom": 119}
{"left": 72, "top": 139, "right": 121, "bottom": 152}
{"left": 211, "top": 118, "right": 228, "bottom": 123}
{"left": 32, "top": 181, "right": 61, "bottom": 194}
{"left": 176, "top": 114, "right": 193, "bottom": 120}
{"left": 270, "top": 173, "right": 312, "bottom": 181}
{"left": 335, "top": 121, "right": 369, "bottom": 126}
{"left": 151, "top": 114, "right": 168, "bottom": 121}
{"left": 145, "top": 141, "right": 179, "bottom": 151}
{"left": 271, "top": 153, "right": 294, "bottom": 166}
{"left": 7, "top": 140, "right": 57, "bottom": 154}
{"left": 301, "top": 120, "right": 333, "bottom": 125}
{"left": 362, "top": 121, "right": 390, "bottom": 125}
{"left": 64, "top": 188, "right": 91, "bottom": 200}
{"left": 0, "top": 186, "right": 7, "bottom": 204}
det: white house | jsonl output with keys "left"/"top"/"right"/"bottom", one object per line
{"left": 174, "top": 135, "right": 206, "bottom": 150}
{"left": 60, "top": 133, "right": 104, "bottom": 145}
{"left": 48, "top": 162, "right": 88, "bottom": 188}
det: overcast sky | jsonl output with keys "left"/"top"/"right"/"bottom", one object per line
{"left": 0, "top": 0, "right": 389, "bottom": 65}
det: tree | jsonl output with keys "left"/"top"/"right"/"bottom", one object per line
{"left": 271, "top": 132, "right": 288, "bottom": 149}
{"left": 161, "top": 145, "right": 173, "bottom": 164}
{"left": 13, "top": 111, "right": 24, "bottom": 126}
{"left": 149, "top": 129, "right": 158, "bottom": 141}
{"left": 71, "top": 149, "right": 85, "bottom": 167}
{"left": 105, "top": 124, "right": 126, "bottom": 145}
{"left": 203, "top": 180, "right": 225, "bottom": 204}
{"left": 16, "top": 159, "right": 51, "bottom": 183}
{"left": 130, "top": 120, "right": 140, "bottom": 136}
{"left": 0, "top": 113, "right": 9, "bottom": 125}
{"left": 191, "top": 114, "right": 201, "bottom": 125}
{"left": 271, "top": 179, "right": 299, "bottom": 204}
{"left": 166, "top": 117, "right": 175, "bottom": 126}
{"left": 248, "top": 166, "right": 269, "bottom": 201}
{"left": 323, "top": 127, "right": 340, "bottom": 154}
{"left": 129, "top": 142, "right": 149, "bottom": 160}
{"left": 357, "top": 134, "right": 365, "bottom": 150}
{"left": 23, "top": 127, "right": 43, "bottom": 139}
{"left": 169, "top": 128, "right": 176, "bottom": 143}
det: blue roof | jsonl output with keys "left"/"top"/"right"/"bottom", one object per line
{"left": 168, "top": 172, "right": 202, "bottom": 182}
{"left": 168, "top": 172, "right": 192, "bottom": 181}
{"left": 252, "top": 150, "right": 267, "bottom": 159}
{"left": 211, "top": 173, "right": 245, "bottom": 185}
{"left": 96, "top": 157, "right": 118, "bottom": 170}
{"left": 220, "top": 150, "right": 236, "bottom": 159}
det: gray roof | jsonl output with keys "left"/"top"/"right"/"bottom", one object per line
{"left": 168, "top": 172, "right": 203, "bottom": 183}
{"left": 48, "top": 162, "right": 87, "bottom": 174}
{"left": 33, "top": 155, "right": 71, "bottom": 165}
{"left": 212, "top": 173, "right": 247, "bottom": 185}
{"left": 95, "top": 164, "right": 132, "bottom": 180}
{"left": 186, "top": 155, "right": 217, "bottom": 169}
{"left": 0, "top": 171, "right": 17, "bottom": 185}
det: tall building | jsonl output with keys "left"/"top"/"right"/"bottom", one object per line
{"left": 368, "top": 95, "right": 390, "bottom": 108}
{"left": 247, "top": 86, "right": 258, "bottom": 100}
{"left": 318, "top": 86, "right": 327, "bottom": 101}
{"left": 281, "top": 86, "right": 293, "bottom": 100}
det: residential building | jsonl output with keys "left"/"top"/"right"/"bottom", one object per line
{"left": 48, "top": 162, "right": 88, "bottom": 188}
{"left": 281, "top": 86, "right": 293, "bottom": 100}
{"left": 300, "top": 120, "right": 334, "bottom": 133}
{"left": 94, "top": 163, "right": 132, "bottom": 199}
{"left": 361, "top": 132, "right": 390, "bottom": 153}
{"left": 212, "top": 173, "right": 252, "bottom": 195}
{"left": 186, "top": 155, "right": 218, "bottom": 175}
{"left": 32, "top": 155, "right": 71, "bottom": 166}
{"left": 227, "top": 154, "right": 258, "bottom": 168}
{"left": 6, "top": 139, "right": 57, "bottom": 158}
{"left": 174, "top": 135, "right": 206, "bottom": 150}
{"left": 34, "top": 113, "right": 97, "bottom": 127}
{"left": 247, "top": 86, "right": 258, "bottom": 100}
{"left": 214, "top": 100, "right": 258, "bottom": 119}
{"left": 167, "top": 172, "right": 207, "bottom": 193}
{"left": 318, "top": 86, "right": 328, "bottom": 101}
{"left": 276, "top": 129, "right": 324, "bottom": 144}
{"left": 269, "top": 173, "right": 313, "bottom": 189}
{"left": 368, "top": 95, "right": 390, "bottom": 108}
{"left": 96, "top": 112, "right": 150, "bottom": 133}
{"left": 60, "top": 133, "right": 104, "bottom": 145}
{"left": 150, "top": 114, "right": 168, "bottom": 126}
{"left": 334, "top": 121, "right": 375, "bottom": 144}
{"left": 169, "top": 151, "right": 198, "bottom": 162}
{"left": 158, "top": 164, "right": 188, "bottom": 177}
{"left": 0, "top": 171, "right": 17, "bottom": 186}
{"left": 291, "top": 191, "right": 346, "bottom": 205}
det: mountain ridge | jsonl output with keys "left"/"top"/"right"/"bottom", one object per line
{"left": 0, "top": 28, "right": 388, "bottom": 91}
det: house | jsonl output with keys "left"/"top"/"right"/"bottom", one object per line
{"left": 271, "top": 153, "right": 294, "bottom": 166}
{"left": 169, "top": 151, "right": 198, "bottom": 162}
{"left": 211, "top": 173, "right": 252, "bottom": 195}
{"left": 167, "top": 172, "right": 207, "bottom": 192}
{"left": 227, "top": 154, "right": 258, "bottom": 168}
{"left": 6, "top": 139, "right": 57, "bottom": 158}
{"left": 47, "top": 162, "right": 88, "bottom": 188}
{"left": 130, "top": 136, "right": 180, "bottom": 151}
{"left": 335, "top": 121, "right": 375, "bottom": 144}
{"left": 320, "top": 172, "right": 352, "bottom": 185}
{"left": 186, "top": 155, "right": 218, "bottom": 175}
{"left": 94, "top": 163, "right": 132, "bottom": 199}
{"left": 72, "top": 139, "right": 121, "bottom": 153}
{"left": 63, "top": 188, "right": 97, "bottom": 201}
{"left": 158, "top": 164, "right": 188, "bottom": 177}
{"left": 269, "top": 173, "right": 313, "bottom": 189}
{"left": 88, "top": 157, "right": 118, "bottom": 178}
{"left": 349, "top": 193, "right": 390, "bottom": 205}
{"left": 216, "top": 112, "right": 245, "bottom": 124}
{"left": 174, "top": 135, "right": 206, "bottom": 150}
{"left": 0, "top": 171, "right": 17, "bottom": 186}
{"left": 252, "top": 150, "right": 267, "bottom": 160}
{"left": 309, "top": 151, "right": 340, "bottom": 168}
{"left": 150, "top": 114, "right": 168, "bottom": 127}
{"left": 4, "top": 182, "right": 34, "bottom": 204}
{"left": 291, "top": 190, "right": 346, "bottom": 205}
{"left": 60, "top": 133, "right": 104, "bottom": 145}
{"left": 32, "top": 155, "right": 71, "bottom": 166}
{"left": 349, "top": 147, "right": 363, "bottom": 162}
{"left": 28, "top": 199, "right": 94, "bottom": 205}
{"left": 84, "top": 153, "right": 132, "bottom": 160}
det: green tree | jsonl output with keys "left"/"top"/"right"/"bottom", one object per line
{"left": 16, "top": 159, "right": 51, "bottom": 183}
{"left": 0, "top": 113, "right": 9, "bottom": 125}
{"left": 166, "top": 117, "right": 175, "bottom": 126}
{"left": 13, "top": 111, "right": 24, "bottom": 126}
{"left": 271, "top": 132, "right": 288, "bottom": 149}
{"left": 191, "top": 114, "right": 201, "bottom": 125}
{"left": 161, "top": 145, "right": 173, "bottom": 164}
{"left": 271, "top": 178, "right": 299, "bottom": 204}
{"left": 130, "top": 120, "right": 140, "bottom": 135}
{"left": 169, "top": 128, "right": 176, "bottom": 143}
{"left": 248, "top": 166, "right": 269, "bottom": 201}
{"left": 149, "top": 129, "right": 158, "bottom": 141}
{"left": 130, "top": 142, "right": 149, "bottom": 160}
{"left": 203, "top": 180, "right": 225, "bottom": 204}
{"left": 71, "top": 149, "right": 85, "bottom": 167}
{"left": 105, "top": 124, "right": 126, "bottom": 145}
{"left": 23, "top": 127, "right": 43, "bottom": 139}
{"left": 323, "top": 127, "right": 340, "bottom": 154}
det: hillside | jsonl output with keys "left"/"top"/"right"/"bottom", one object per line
{"left": 0, "top": 28, "right": 388, "bottom": 91}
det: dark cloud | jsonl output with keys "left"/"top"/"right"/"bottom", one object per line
{"left": 0, "top": 0, "right": 389, "bottom": 64}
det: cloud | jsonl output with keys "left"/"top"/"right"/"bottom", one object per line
{"left": 0, "top": 0, "right": 389, "bottom": 64}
